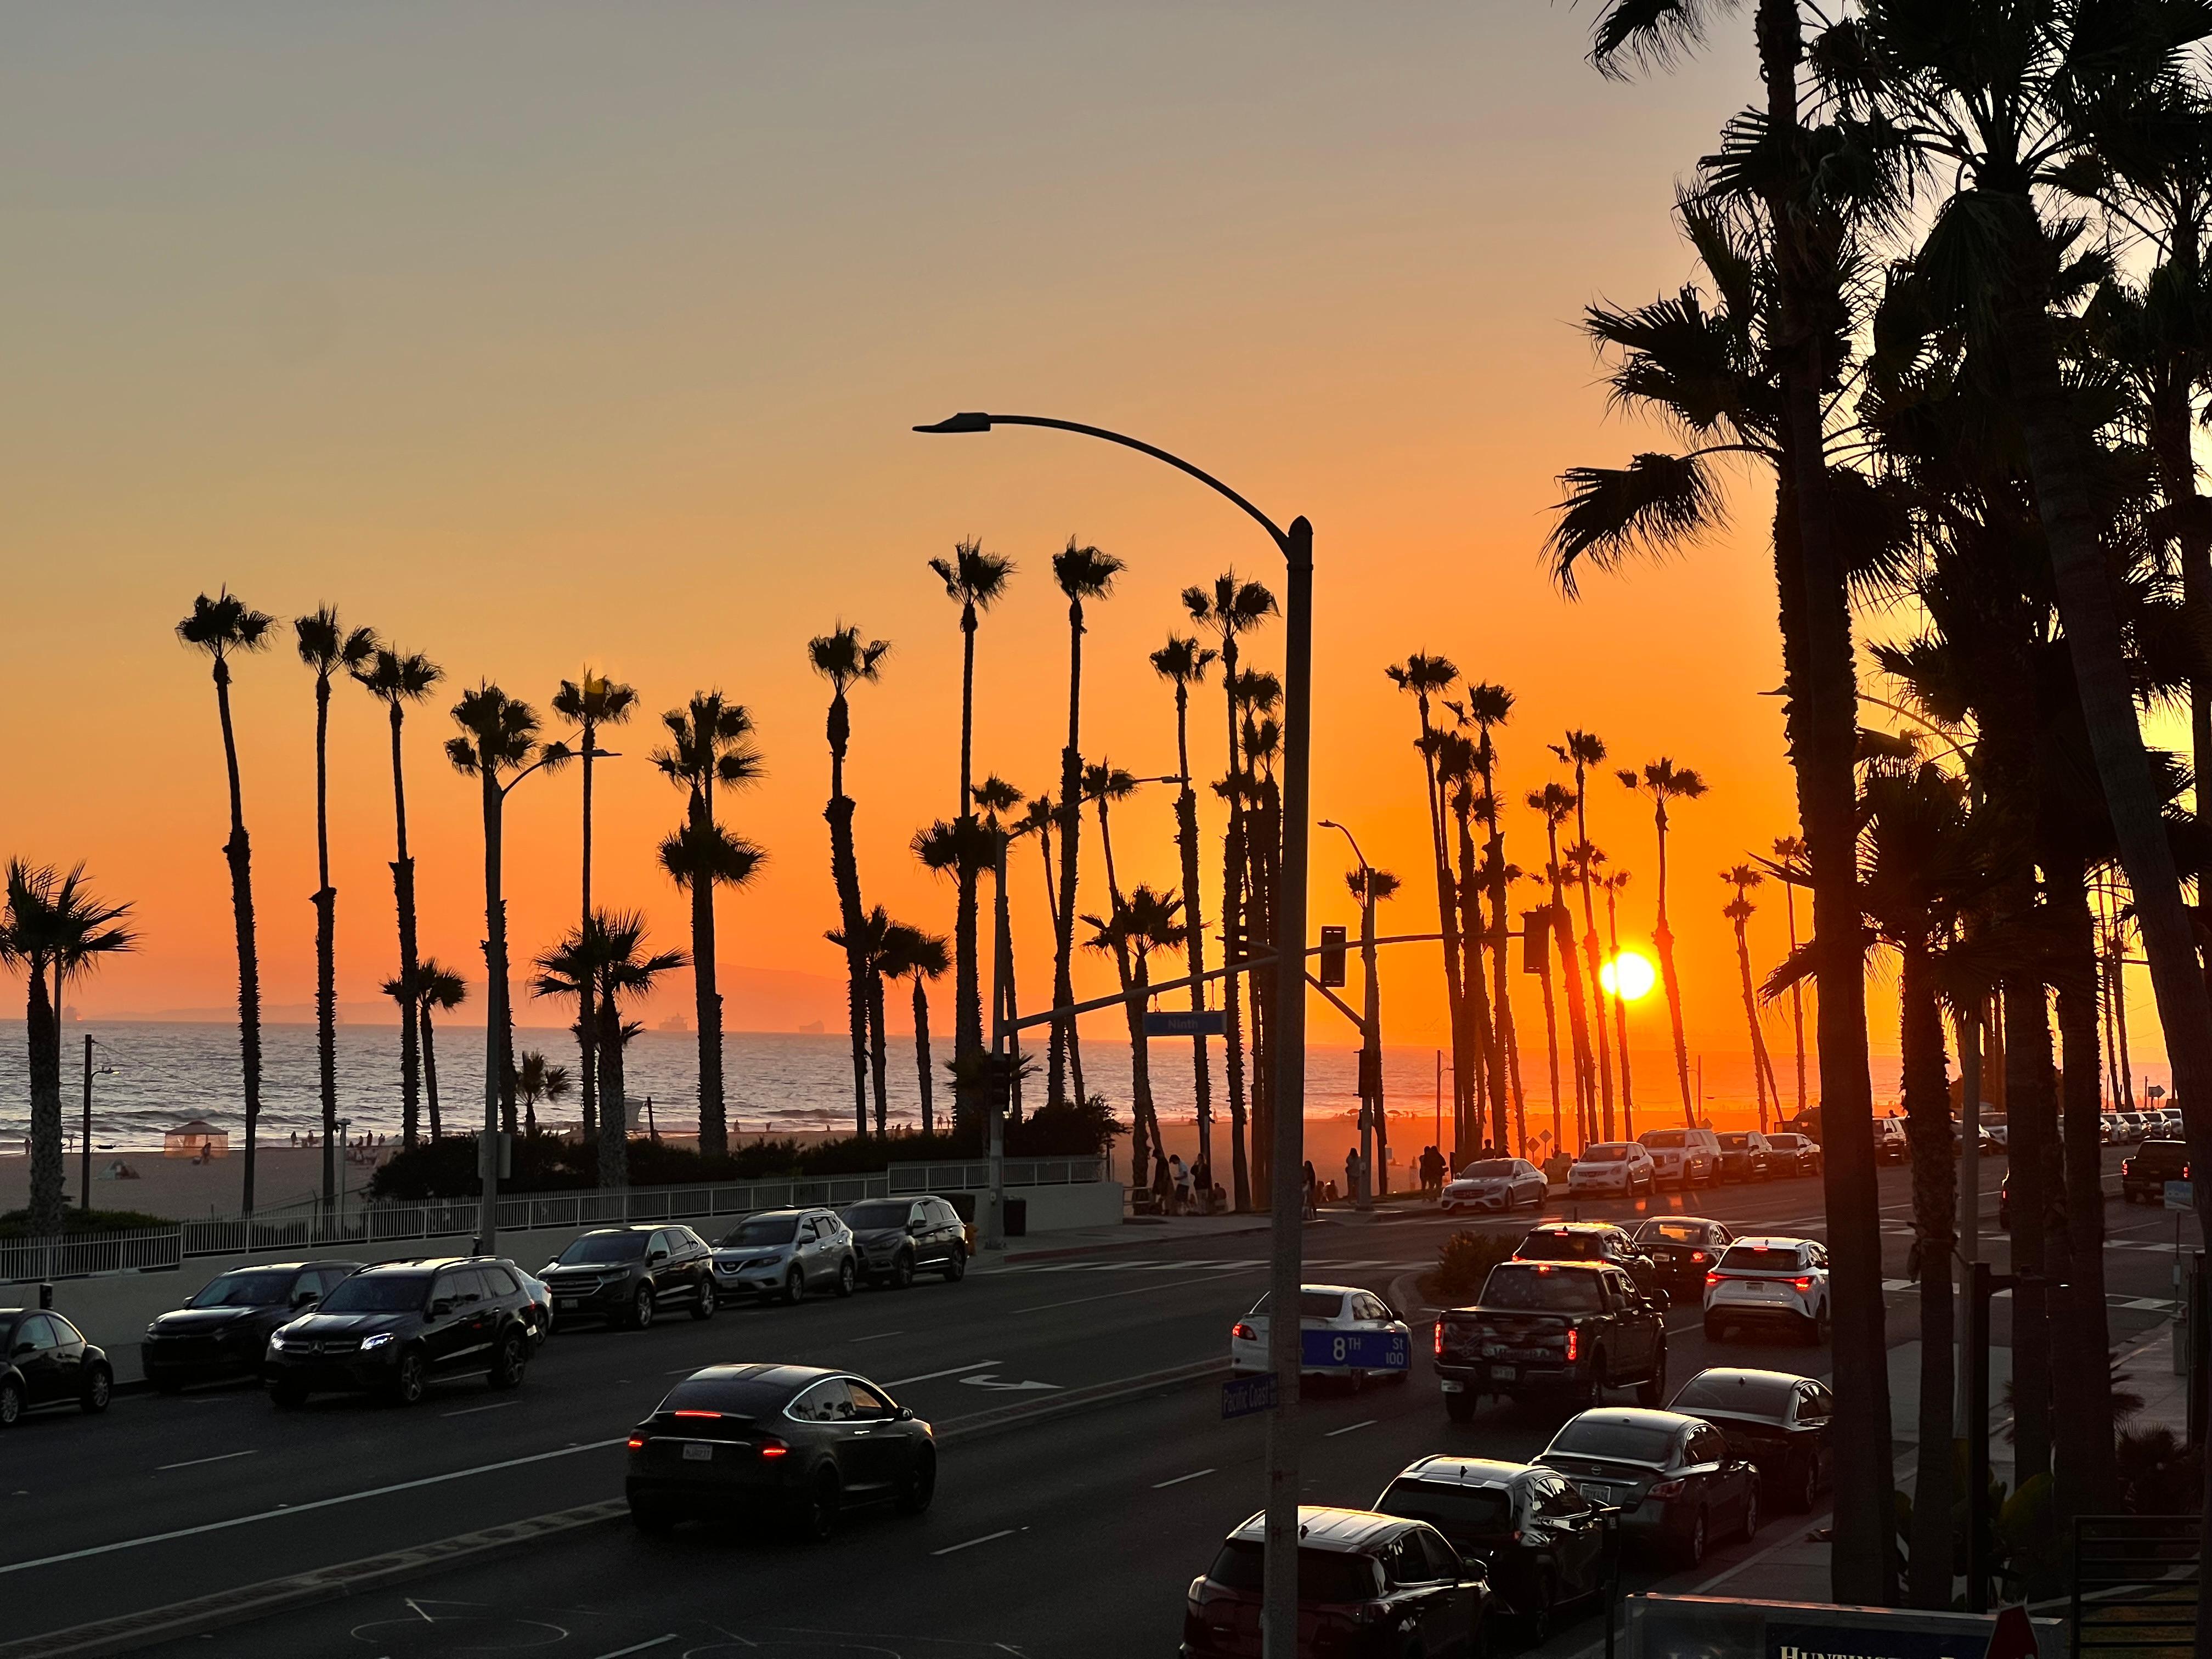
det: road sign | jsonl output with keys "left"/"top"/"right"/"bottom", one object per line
{"left": 1319, "top": 926, "right": 1348, "bottom": 988}
{"left": 1301, "top": 1328, "right": 1410, "bottom": 1371}
{"left": 1144, "top": 1008, "right": 1226, "bottom": 1038}
{"left": 2166, "top": 1180, "right": 2193, "bottom": 1208}
{"left": 1222, "top": 1373, "right": 1277, "bottom": 1418}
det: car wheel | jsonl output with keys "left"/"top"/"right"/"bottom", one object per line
{"left": 1679, "top": 1506, "right": 1707, "bottom": 1568}
{"left": 488, "top": 1331, "right": 527, "bottom": 1390}
{"left": 834, "top": 1259, "right": 857, "bottom": 1299}
{"left": 0, "top": 1379, "right": 19, "bottom": 1427}
{"left": 1636, "top": 1342, "right": 1667, "bottom": 1408}
{"left": 1577, "top": 1352, "right": 1606, "bottom": 1409}
{"left": 890, "top": 1251, "right": 915, "bottom": 1290}
{"left": 941, "top": 1245, "right": 967, "bottom": 1283}
{"left": 78, "top": 1364, "right": 111, "bottom": 1414}
{"left": 796, "top": 1464, "right": 841, "bottom": 1541}
{"left": 1523, "top": 1573, "right": 1558, "bottom": 1645}
{"left": 1810, "top": 1304, "right": 1832, "bottom": 1346}
{"left": 1741, "top": 1481, "right": 1761, "bottom": 1542}
{"left": 1445, "top": 1391, "right": 1476, "bottom": 1424}
{"left": 270, "top": 1380, "right": 308, "bottom": 1409}
{"left": 629, "top": 1501, "right": 676, "bottom": 1534}
{"left": 388, "top": 1350, "right": 427, "bottom": 1407}
{"left": 629, "top": 1285, "right": 656, "bottom": 1330}
{"left": 782, "top": 1266, "right": 805, "bottom": 1306}
{"left": 692, "top": 1279, "right": 718, "bottom": 1321}
{"left": 895, "top": 1448, "right": 938, "bottom": 1515}
{"left": 1788, "top": 1453, "right": 1818, "bottom": 1513}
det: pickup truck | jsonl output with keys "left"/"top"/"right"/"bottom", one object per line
{"left": 1434, "top": 1260, "right": 1669, "bottom": 1423}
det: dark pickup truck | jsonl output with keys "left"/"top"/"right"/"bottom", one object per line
{"left": 2121, "top": 1140, "right": 2191, "bottom": 1205}
{"left": 1435, "top": 1260, "right": 1669, "bottom": 1423}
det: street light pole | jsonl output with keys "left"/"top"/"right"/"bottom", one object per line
{"left": 917, "top": 413, "right": 1311, "bottom": 1659}
{"left": 1321, "top": 820, "right": 1382, "bottom": 1208}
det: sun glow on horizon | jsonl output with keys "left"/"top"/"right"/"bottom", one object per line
{"left": 1600, "top": 951, "right": 1658, "bottom": 1002}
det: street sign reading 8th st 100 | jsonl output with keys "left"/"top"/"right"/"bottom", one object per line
{"left": 1300, "top": 1329, "right": 1410, "bottom": 1371}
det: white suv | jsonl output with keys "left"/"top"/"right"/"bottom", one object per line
{"left": 1566, "top": 1142, "right": 1656, "bottom": 1198}
{"left": 1703, "top": 1236, "right": 1831, "bottom": 1344}
{"left": 1639, "top": 1126, "right": 1721, "bottom": 1187}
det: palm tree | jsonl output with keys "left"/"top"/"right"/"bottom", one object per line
{"left": 1151, "top": 633, "right": 1218, "bottom": 1175}
{"left": 929, "top": 539, "right": 1017, "bottom": 1128}
{"left": 533, "top": 912, "right": 685, "bottom": 1187}
{"left": 176, "top": 590, "right": 275, "bottom": 1215}
{"left": 353, "top": 647, "right": 443, "bottom": 1148}
{"left": 1463, "top": 683, "right": 1527, "bottom": 1153}
{"left": 1435, "top": 727, "right": 1504, "bottom": 1147}
{"left": 1387, "top": 653, "right": 1471, "bottom": 1156}
{"left": 1531, "top": 782, "right": 1595, "bottom": 1146}
{"left": 1621, "top": 759, "right": 1709, "bottom": 1126}
{"left": 1183, "top": 572, "right": 1276, "bottom": 1211}
{"left": 1598, "top": 866, "right": 1637, "bottom": 1141}
{"left": 826, "top": 906, "right": 896, "bottom": 1136}
{"left": 1723, "top": 864, "right": 1779, "bottom": 1132}
{"left": 1047, "top": 539, "right": 1125, "bottom": 1110}
{"left": 1553, "top": 731, "right": 1616, "bottom": 1138}
{"left": 447, "top": 685, "right": 569, "bottom": 1144}
{"left": 1, "top": 862, "right": 136, "bottom": 1236}
{"left": 550, "top": 672, "right": 637, "bottom": 1141}
{"left": 1347, "top": 862, "right": 1402, "bottom": 1164}
{"left": 809, "top": 625, "right": 891, "bottom": 1137}
{"left": 1084, "top": 884, "right": 1187, "bottom": 1189}
{"left": 913, "top": 817, "right": 995, "bottom": 1134}
{"left": 408, "top": 960, "right": 468, "bottom": 1142}
{"left": 294, "top": 606, "right": 378, "bottom": 1214}
{"left": 881, "top": 922, "right": 950, "bottom": 1134}
{"left": 1772, "top": 834, "right": 1810, "bottom": 1120}
{"left": 974, "top": 774, "right": 1028, "bottom": 1115}
{"left": 512, "top": 1050, "right": 573, "bottom": 1138}
{"left": 653, "top": 692, "right": 766, "bottom": 1159}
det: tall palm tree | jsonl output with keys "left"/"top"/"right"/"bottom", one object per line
{"left": 1553, "top": 731, "right": 1616, "bottom": 1137}
{"left": 826, "top": 906, "right": 898, "bottom": 1136}
{"left": 1771, "top": 834, "right": 1810, "bottom": 1120}
{"left": 1, "top": 862, "right": 136, "bottom": 1236}
{"left": 177, "top": 590, "right": 275, "bottom": 1215}
{"left": 1047, "top": 539, "right": 1125, "bottom": 1109}
{"left": 1436, "top": 727, "right": 1503, "bottom": 1146}
{"left": 353, "top": 647, "right": 443, "bottom": 1148}
{"left": 512, "top": 1050, "right": 572, "bottom": 1139}
{"left": 1621, "top": 759, "right": 1708, "bottom": 1126}
{"left": 532, "top": 911, "right": 685, "bottom": 1187}
{"left": 294, "top": 606, "right": 377, "bottom": 1214}
{"left": 1184, "top": 572, "right": 1276, "bottom": 1211}
{"left": 653, "top": 692, "right": 766, "bottom": 1159}
{"left": 1084, "top": 884, "right": 1187, "bottom": 1189}
{"left": 974, "top": 774, "right": 1028, "bottom": 1114}
{"left": 1387, "top": 653, "right": 1471, "bottom": 1156}
{"left": 550, "top": 672, "right": 637, "bottom": 1141}
{"left": 407, "top": 960, "right": 468, "bottom": 1142}
{"left": 1530, "top": 782, "right": 1595, "bottom": 1144}
{"left": 881, "top": 922, "right": 950, "bottom": 1135}
{"left": 913, "top": 816, "right": 995, "bottom": 1134}
{"left": 930, "top": 539, "right": 1016, "bottom": 1128}
{"left": 1598, "top": 866, "right": 1637, "bottom": 1140}
{"left": 1723, "top": 864, "right": 1779, "bottom": 1132}
{"left": 1463, "top": 684, "right": 1526, "bottom": 1153}
{"left": 1151, "top": 633, "right": 1218, "bottom": 1175}
{"left": 809, "top": 625, "right": 891, "bottom": 1137}
{"left": 447, "top": 685, "right": 569, "bottom": 1145}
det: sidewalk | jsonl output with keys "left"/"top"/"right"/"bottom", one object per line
{"left": 985, "top": 1193, "right": 1440, "bottom": 1266}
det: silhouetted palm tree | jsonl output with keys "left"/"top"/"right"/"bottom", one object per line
{"left": 1620, "top": 758, "right": 1707, "bottom": 1126}
{"left": 809, "top": 625, "right": 890, "bottom": 1137}
{"left": 1598, "top": 866, "right": 1637, "bottom": 1139}
{"left": 1436, "top": 726, "right": 1505, "bottom": 1147}
{"left": 354, "top": 647, "right": 443, "bottom": 1148}
{"left": 1388, "top": 653, "right": 1470, "bottom": 1154}
{"left": 177, "top": 590, "right": 275, "bottom": 1214}
{"left": 1771, "top": 834, "right": 1809, "bottom": 1120}
{"left": 1461, "top": 684, "right": 1526, "bottom": 1152}
{"left": 1, "top": 862, "right": 136, "bottom": 1235}
{"left": 513, "top": 1050, "right": 573, "bottom": 1138}
{"left": 295, "top": 606, "right": 377, "bottom": 1214}
{"left": 1553, "top": 731, "right": 1616, "bottom": 1137}
{"left": 411, "top": 960, "right": 468, "bottom": 1142}
{"left": 974, "top": 774, "right": 1027, "bottom": 1110}
{"left": 1723, "top": 864, "right": 1779, "bottom": 1132}
{"left": 1152, "top": 634, "right": 1219, "bottom": 1175}
{"left": 1047, "top": 539, "right": 1125, "bottom": 1109}
{"left": 881, "top": 921, "right": 950, "bottom": 1135}
{"left": 653, "top": 692, "right": 766, "bottom": 1158}
{"left": 1531, "top": 782, "right": 1595, "bottom": 1147}
{"left": 533, "top": 912, "right": 685, "bottom": 1187}
{"left": 1084, "top": 884, "right": 1187, "bottom": 1189}
{"left": 827, "top": 906, "right": 898, "bottom": 1136}
{"left": 914, "top": 817, "right": 995, "bottom": 1134}
{"left": 550, "top": 672, "right": 637, "bottom": 1141}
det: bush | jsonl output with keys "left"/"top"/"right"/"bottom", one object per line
{"left": 0, "top": 1207, "right": 178, "bottom": 1238}
{"left": 1419, "top": 1228, "right": 1520, "bottom": 1306}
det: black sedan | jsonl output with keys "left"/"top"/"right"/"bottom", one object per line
{"left": 1763, "top": 1133, "right": 1822, "bottom": 1177}
{"left": 627, "top": 1363, "right": 935, "bottom": 1539}
{"left": 1, "top": 1308, "right": 112, "bottom": 1425}
{"left": 1372, "top": 1456, "right": 1606, "bottom": 1642}
{"left": 143, "top": 1260, "right": 362, "bottom": 1392}
{"left": 1537, "top": 1408, "right": 1759, "bottom": 1568}
{"left": 1668, "top": 1367, "right": 1833, "bottom": 1511}
{"left": 1630, "top": 1217, "right": 1734, "bottom": 1294}
{"left": 1714, "top": 1132, "right": 1774, "bottom": 1182}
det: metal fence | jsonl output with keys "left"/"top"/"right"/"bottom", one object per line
{"left": 2073, "top": 1514, "right": 2200, "bottom": 1659}
{"left": 2, "top": 1154, "right": 1111, "bottom": 1283}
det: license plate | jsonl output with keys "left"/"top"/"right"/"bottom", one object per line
{"left": 682, "top": 1442, "right": 713, "bottom": 1462}
{"left": 1490, "top": 1365, "right": 1517, "bottom": 1383}
{"left": 1440, "top": 1380, "right": 1465, "bottom": 1394}
{"left": 1756, "top": 1283, "right": 1781, "bottom": 1296}
{"left": 557, "top": 1298, "right": 579, "bottom": 1312}
{"left": 1576, "top": 1482, "right": 1614, "bottom": 1503}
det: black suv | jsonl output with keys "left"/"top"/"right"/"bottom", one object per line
{"left": 2122, "top": 1140, "right": 2192, "bottom": 1204}
{"left": 1513, "top": 1222, "right": 1656, "bottom": 1289}
{"left": 264, "top": 1257, "right": 538, "bottom": 1407}
{"left": 143, "top": 1260, "right": 362, "bottom": 1392}
{"left": 839, "top": 1196, "right": 970, "bottom": 1288}
{"left": 540, "top": 1224, "right": 718, "bottom": 1329}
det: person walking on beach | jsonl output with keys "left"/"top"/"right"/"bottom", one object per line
{"left": 1169, "top": 1153, "right": 1191, "bottom": 1215}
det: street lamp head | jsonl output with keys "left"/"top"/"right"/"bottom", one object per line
{"left": 913, "top": 411, "right": 994, "bottom": 435}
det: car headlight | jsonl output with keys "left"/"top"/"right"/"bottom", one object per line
{"left": 146, "top": 1322, "right": 162, "bottom": 1338}
{"left": 359, "top": 1333, "right": 394, "bottom": 1352}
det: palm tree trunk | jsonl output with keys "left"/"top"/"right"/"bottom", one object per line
{"left": 1488, "top": 846, "right": 1528, "bottom": 1156}
{"left": 1733, "top": 916, "right": 1770, "bottom": 1130}
{"left": 1411, "top": 700, "right": 1469, "bottom": 1154}
{"left": 25, "top": 964, "right": 65, "bottom": 1238}
{"left": 312, "top": 671, "right": 338, "bottom": 1215}
{"left": 955, "top": 614, "right": 984, "bottom": 1131}
{"left": 212, "top": 658, "right": 264, "bottom": 1217}
{"left": 1049, "top": 600, "right": 1087, "bottom": 1110}
{"left": 1900, "top": 944, "right": 1956, "bottom": 1610}
{"left": 1577, "top": 866, "right": 1615, "bottom": 1138}
{"left": 579, "top": 719, "right": 599, "bottom": 1144}
{"left": 2004, "top": 972, "right": 2056, "bottom": 1492}
{"left": 1784, "top": 882, "right": 1808, "bottom": 1119}
{"left": 2113, "top": 935, "right": 2136, "bottom": 1110}
{"left": 1223, "top": 784, "right": 1252, "bottom": 1211}
{"left": 2053, "top": 871, "right": 2118, "bottom": 1515}
{"left": 481, "top": 770, "right": 511, "bottom": 1183}
{"left": 1554, "top": 905, "right": 1596, "bottom": 1155}
{"left": 1454, "top": 798, "right": 1506, "bottom": 1149}
{"left": 1127, "top": 952, "right": 1162, "bottom": 1190}
{"left": 422, "top": 1000, "right": 444, "bottom": 1142}
{"left": 387, "top": 703, "right": 424, "bottom": 1149}
{"left": 1653, "top": 807, "right": 1696, "bottom": 1126}
{"left": 826, "top": 695, "right": 870, "bottom": 1137}
{"left": 597, "top": 990, "right": 627, "bottom": 1188}
{"left": 1173, "top": 684, "right": 1213, "bottom": 1178}
{"left": 691, "top": 789, "right": 726, "bottom": 1159}
{"left": 913, "top": 975, "right": 935, "bottom": 1135}
{"left": 869, "top": 969, "right": 889, "bottom": 1137}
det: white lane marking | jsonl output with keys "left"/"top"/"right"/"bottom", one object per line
{"left": 932, "top": 1527, "right": 1022, "bottom": 1556}
{"left": 956, "top": 1374, "right": 1058, "bottom": 1392}
{"left": 1014, "top": 1271, "right": 1264, "bottom": 1316}
{"left": 1153, "top": 1468, "right": 1216, "bottom": 1489}
{"left": 850, "top": 1330, "right": 906, "bottom": 1342}
{"left": 1324, "top": 1419, "right": 1378, "bottom": 1438}
{"left": 442, "top": 1401, "right": 517, "bottom": 1418}
{"left": 885, "top": 1359, "right": 1000, "bottom": 1387}
{"left": 0, "top": 1437, "right": 627, "bottom": 1576}
{"left": 156, "top": 1449, "right": 257, "bottom": 1472}
{"left": 594, "top": 1639, "right": 676, "bottom": 1658}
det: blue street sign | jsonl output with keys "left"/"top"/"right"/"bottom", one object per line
{"left": 2165, "top": 1180, "right": 2193, "bottom": 1208}
{"left": 1301, "top": 1328, "right": 1410, "bottom": 1371}
{"left": 1144, "top": 1009, "right": 1227, "bottom": 1038}
{"left": 1222, "top": 1373, "right": 1278, "bottom": 1418}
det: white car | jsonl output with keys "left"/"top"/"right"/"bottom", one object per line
{"left": 1440, "top": 1156, "right": 1549, "bottom": 1213}
{"left": 1566, "top": 1142, "right": 1656, "bottom": 1199}
{"left": 1229, "top": 1284, "right": 1411, "bottom": 1384}
{"left": 1702, "top": 1236, "right": 1831, "bottom": 1345}
{"left": 1638, "top": 1126, "right": 1721, "bottom": 1187}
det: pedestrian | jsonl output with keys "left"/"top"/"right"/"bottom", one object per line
{"left": 1344, "top": 1144, "right": 1363, "bottom": 1204}
{"left": 1192, "top": 1156, "right": 1211, "bottom": 1215}
{"left": 1301, "top": 1160, "right": 1318, "bottom": 1221}
{"left": 1151, "top": 1156, "right": 1173, "bottom": 1215}
{"left": 1170, "top": 1153, "right": 1192, "bottom": 1215}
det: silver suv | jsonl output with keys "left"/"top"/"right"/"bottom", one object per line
{"left": 710, "top": 1209, "right": 858, "bottom": 1304}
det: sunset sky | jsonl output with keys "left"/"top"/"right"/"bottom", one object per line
{"left": 3, "top": 5, "right": 2166, "bottom": 1088}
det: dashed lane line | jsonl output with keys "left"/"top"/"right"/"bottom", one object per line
{"left": 884, "top": 1359, "right": 1000, "bottom": 1387}
{"left": 1153, "top": 1469, "right": 1216, "bottom": 1489}
{"left": 156, "top": 1449, "right": 257, "bottom": 1473}
{"left": 931, "top": 1527, "right": 1023, "bottom": 1556}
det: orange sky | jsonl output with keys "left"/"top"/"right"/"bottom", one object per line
{"left": 3, "top": 6, "right": 2167, "bottom": 1087}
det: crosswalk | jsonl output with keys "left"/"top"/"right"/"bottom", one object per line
{"left": 1878, "top": 1277, "right": 2173, "bottom": 1312}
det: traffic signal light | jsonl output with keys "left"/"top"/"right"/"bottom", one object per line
{"left": 1319, "top": 925, "right": 1348, "bottom": 988}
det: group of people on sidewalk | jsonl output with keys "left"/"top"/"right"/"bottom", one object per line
{"left": 1148, "top": 1152, "right": 1228, "bottom": 1216}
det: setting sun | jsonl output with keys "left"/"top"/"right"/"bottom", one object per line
{"left": 1600, "top": 950, "right": 1658, "bottom": 1002}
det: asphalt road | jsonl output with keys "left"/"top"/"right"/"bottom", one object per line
{"left": 3, "top": 1148, "right": 2194, "bottom": 1659}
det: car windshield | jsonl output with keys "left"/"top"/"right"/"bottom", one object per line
{"left": 1207, "top": 1541, "right": 1384, "bottom": 1603}
{"left": 723, "top": 1217, "right": 799, "bottom": 1247}
{"left": 1517, "top": 1231, "right": 1601, "bottom": 1260}
{"left": 1769, "top": 1136, "right": 1801, "bottom": 1149}
{"left": 1718, "top": 1134, "right": 1754, "bottom": 1149}
{"left": 317, "top": 1274, "right": 431, "bottom": 1314}
{"left": 1461, "top": 1161, "right": 1516, "bottom": 1179}
{"left": 1481, "top": 1265, "right": 1602, "bottom": 1311}
{"left": 1641, "top": 1131, "right": 1686, "bottom": 1148}
{"left": 1671, "top": 1372, "right": 1797, "bottom": 1420}
{"left": 1549, "top": 1418, "right": 1678, "bottom": 1466}
{"left": 1637, "top": 1222, "right": 1707, "bottom": 1245}
{"left": 188, "top": 1271, "right": 301, "bottom": 1308}
{"left": 557, "top": 1234, "right": 647, "bottom": 1265}
{"left": 841, "top": 1203, "right": 909, "bottom": 1231}
{"left": 1581, "top": 1145, "right": 1630, "bottom": 1163}
{"left": 661, "top": 1374, "right": 806, "bottom": 1417}
{"left": 1250, "top": 1291, "right": 1348, "bottom": 1319}
{"left": 1376, "top": 1479, "right": 1515, "bottom": 1538}
{"left": 1719, "top": 1245, "right": 1803, "bottom": 1274}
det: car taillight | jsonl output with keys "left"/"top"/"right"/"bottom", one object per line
{"left": 1793, "top": 1276, "right": 1814, "bottom": 1292}
{"left": 1434, "top": 1322, "right": 1444, "bottom": 1357}
{"left": 1565, "top": 1328, "right": 1579, "bottom": 1363}
{"left": 1690, "top": 1251, "right": 1707, "bottom": 1263}
{"left": 625, "top": 1435, "right": 646, "bottom": 1451}
{"left": 1706, "top": 1272, "right": 1723, "bottom": 1288}
{"left": 673, "top": 1409, "right": 721, "bottom": 1419}
{"left": 1232, "top": 1322, "right": 1256, "bottom": 1342}
{"left": 1649, "top": 1478, "right": 1684, "bottom": 1498}
{"left": 758, "top": 1437, "right": 789, "bottom": 1459}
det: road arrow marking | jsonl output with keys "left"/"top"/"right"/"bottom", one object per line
{"left": 957, "top": 1373, "right": 1059, "bottom": 1392}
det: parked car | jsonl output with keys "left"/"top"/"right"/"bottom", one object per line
{"left": 1232, "top": 1285, "right": 1410, "bottom": 1387}
{"left": 2123, "top": 1139, "right": 2192, "bottom": 1204}
{"left": 1372, "top": 1455, "right": 1607, "bottom": 1641}
{"left": 712, "top": 1209, "right": 859, "bottom": 1302}
{"left": 540, "top": 1224, "right": 718, "bottom": 1328}
{"left": 1872, "top": 1118, "right": 1909, "bottom": 1164}
{"left": 839, "top": 1195, "right": 970, "bottom": 1286}
{"left": 514, "top": 1265, "right": 555, "bottom": 1348}
{"left": 1182, "top": 1505, "right": 1491, "bottom": 1658}
{"left": 1713, "top": 1131, "right": 1774, "bottom": 1183}
{"left": 264, "top": 1257, "right": 537, "bottom": 1407}
{"left": 1762, "top": 1133, "right": 1822, "bottom": 1177}
{"left": 1702, "top": 1237, "right": 1831, "bottom": 1345}
{"left": 1513, "top": 1221, "right": 1655, "bottom": 1286}
{"left": 626, "top": 1363, "right": 935, "bottom": 1537}
{"left": 1434, "top": 1260, "right": 1668, "bottom": 1421}
{"left": 1566, "top": 1142, "right": 1655, "bottom": 1199}
{"left": 141, "top": 1259, "right": 361, "bottom": 1392}
{"left": 1667, "top": 1367, "right": 1833, "bottom": 1513}
{"left": 1981, "top": 1116, "right": 2010, "bottom": 1153}
{"left": 1637, "top": 1126, "right": 1722, "bottom": 1188}
{"left": 1537, "top": 1408, "right": 1760, "bottom": 1567}
{"left": 0, "top": 1308, "right": 112, "bottom": 1425}
{"left": 1630, "top": 1217, "right": 1734, "bottom": 1294}
{"left": 1439, "top": 1157, "right": 1548, "bottom": 1214}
